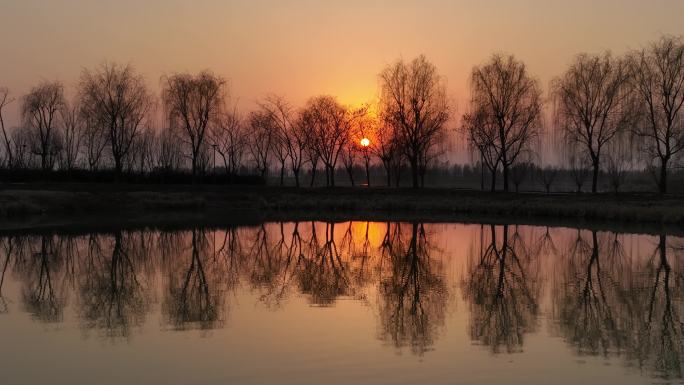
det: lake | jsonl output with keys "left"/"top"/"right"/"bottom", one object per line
{"left": 0, "top": 221, "right": 682, "bottom": 385}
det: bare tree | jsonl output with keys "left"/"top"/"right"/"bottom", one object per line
{"left": 355, "top": 109, "right": 375, "bottom": 186}
{"left": 629, "top": 36, "right": 684, "bottom": 194}
{"left": 565, "top": 142, "right": 591, "bottom": 193}
{"left": 162, "top": 71, "right": 226, "bottom": 177}
{"left": 552, "top": 52, "right": 633, "bottom": 193}
{"left": 304, "top": 95, "right": 351, "bottom": 187}
{"left": 340, "top": 133, "right": 359, "bottom": 186}
{"left": 463, "top": 106, "right": 500, "bottom": 191}
{"left": 248, "top": 110, "right": 274, "bottom": 178}
{"left": 379, "top": 55, "right": 450, "bottom": 188}
{"left": 11, "top": 126, "right": 31, "bottom": 168}
{"left": 210, "top": 107, "right": 248, "bottom": 176}
{"left": 605, "top": 133, "right": 634, "bottom": 193}
{"left": 469, "top": 54, "right": 542, "bottom": 192}
{"left": 288, "top": 110, "right": 309, "bottom": 187}
{"left": 258, "top": 95, "right": 293, "bottom": 186}
{"left": 82, "top": 117, "right": 108, "bottom": 171}
{"left": 156, "top": 126, "right": 183, "bottom": 172}
{"left": 79, "top": 63, "right": 153, "bottom": 175}
{"left": 510, "top": 161, "right": 532, "bottom": 193}
{"left": 58, "top": 100, "right": 84, "bottom": 171}
{"left": 370, "top": 115, "right": 401, "bottom": 187}
{"left": 0, "top": 88, "right": 14, "bottom": 168}
{"left": 21, "top": 81, "right": 66, "bottom": 171}
{"left": 538, "top": 166, "right": 558, "bottom": 194}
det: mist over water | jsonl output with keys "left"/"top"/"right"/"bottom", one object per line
{"left": 0, "top": 221, "right": 682, "bottom": 385}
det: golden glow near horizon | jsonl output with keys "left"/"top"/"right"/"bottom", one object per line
{"left": 1, "top": 0, "right": 684, "bottom": 128}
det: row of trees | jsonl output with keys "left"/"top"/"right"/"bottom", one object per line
{"left": 464, "top": 36, "right": 684, "bottom": 193}
{"left": 0, "top": 36, "right": 683, "bottom": 192}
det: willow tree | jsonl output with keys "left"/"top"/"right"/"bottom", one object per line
{"left": 79, "top": 63, "right": 153, "bottom": 175}
{"left": 552, "top": 52, "right": 633, "bottom": 193}
{"left": 629, "top": 36, "right": 684, "bottom": 194}
{"left": 21, "top": 81, "right": 66, "bottom": 171}
{"left": 379, "top": 55, "right": 450, "bottom": 188}
{"left": 468, "top": 54, "right": 542, "bottom": 192}
{"left": 162, "top": 71, "right": 226, "bottom": 176}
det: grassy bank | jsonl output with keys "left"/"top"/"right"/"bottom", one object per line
{"left": 1, "top": 184, "right": 683, "bottom": 229}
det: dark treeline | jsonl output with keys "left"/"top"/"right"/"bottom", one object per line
{"left": 1, "top": 36, "right": 683, "bottom": 192}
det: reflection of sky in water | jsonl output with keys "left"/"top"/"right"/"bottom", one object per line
{"left": 0, "top": 222, "right": 682, "bottom": 385}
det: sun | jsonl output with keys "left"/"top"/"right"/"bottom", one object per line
{"left": 360, "top": 137, "right": 370, "bottom": 147}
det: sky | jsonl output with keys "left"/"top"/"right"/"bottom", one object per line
{"left": 1, "top": 0, "right": 684, "bottom": 127}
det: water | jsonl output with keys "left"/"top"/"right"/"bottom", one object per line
{"left": 0, "top": 221, "right": 682, "bottom": 385}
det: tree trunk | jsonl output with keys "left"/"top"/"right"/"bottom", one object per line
{"left": 294, "top": 169, "right": 300, "bottom": 187}
{"left": 502, "top": 164, "right": 509, "bottom": 192}
{"left": 310, "top": 164, "right": 317, "bottom": 187}
{"left": 410, "top": 157, "right": 419, "bottom": 188}
{"left": 659, "top": 158, "right": 668, "bottom": 194}
{"left": 384, "top": 162, "right": 391, "bottom": 187}
{"left": 329, "top": 165, "right": 335, "bottom": 187}
{"left": 347, "top": 167, "right": 355, "bottom": 187}
{"left": 591, "top": 159, "right": 599, "bottom": 193}
{"left": 490, "top": 168, "right": 496, "bottom": 192}
{"left": 279, "top": 163, "right": 285, "bottom": 186}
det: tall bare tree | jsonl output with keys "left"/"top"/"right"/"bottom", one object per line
{"left": 463, "top": 106, "right": 500, "bottom": 191}
{"left": 552, "top": 52, "right": 633, "bottom": 193}
{"left": 248, "top": 110, "right": 275, "bottom": 178}
{"left": 210, "top": 107, "right": 248, "bottom": 176}
{"left": 371, "top": 115, "right": 402, "bottom": 187}
{"left": 162, "top": 71, "right": 226, "bottom": 176}
{"left": 469, "top": 54, "right": 542, "bottom": 192}
{"left": 21, "top": 81, "right": 66, "bottom": 171}
{"left": 379, "top": 55, "right": 450, "bottom": 188}
{"left": 304, "top": 95, "right": 350, "bottom": 187}
{"left": 79, "top": 63, "right": 153, "bottom": 175}
{"left": 288, "top": 110, "right": 310, "bottom": 187}
{"left": 0, "top": 88, "right": 14, "bottom": 168}
{"left": 629, "top": 36, "right": 684, "bottom": 194}
{"left": 58, "top": 100, "right": 84, "bottom": 170}
{"left": 156, "top": 126, "right": 183, "bottom": 172}
{"left": 258, "top": 95, "right": 293, "bottom": 185}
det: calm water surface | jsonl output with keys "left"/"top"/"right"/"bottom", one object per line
{"left": 1, "top": 222, "right": 683, "bottom": 385}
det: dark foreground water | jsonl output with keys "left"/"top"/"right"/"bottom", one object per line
{"left": 1, "top": 221, "right": 683, "bottom": 385}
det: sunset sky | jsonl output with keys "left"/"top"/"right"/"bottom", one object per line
{"left": 2, "top": 0, "right": 684, "bottom": 126}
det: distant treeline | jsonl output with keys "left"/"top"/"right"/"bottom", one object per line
{"left": 1, "top": 36, "right": 683, "bottom": 192}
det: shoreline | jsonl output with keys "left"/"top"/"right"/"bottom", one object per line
{"left": 1, "top": 184, "right": 683, "bottom": 235}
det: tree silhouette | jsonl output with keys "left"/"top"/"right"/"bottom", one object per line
{"left": 462, "top": 225, "right": 541, "bottom": 353}
{"left": 378, "top": 223, "right": 448, "bottom": 355}
{"left": 467, "top": 55, "right": 542, "bottom": 192}
{"left": 380, "top": 55, "right": 450, "bottom": 188}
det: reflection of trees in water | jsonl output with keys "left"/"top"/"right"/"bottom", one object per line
{"left": 552, "top": 231, "right": 684, "bottom": 380}
{"left": 78, "top": 232, "right": 150, "bottom": 338}
{"left": 377, "top": 223, "right": 447, "bottom": 355}
{"left": 628, "top": 235, "right": 684, "bottom": 379}
{"left": 247, "top": 223, "right": 301, "bottom": 308}
{"left": 298, "top": 222, "right": 354, "bottom": 306}
{"left": 18, "top": 236, "right": 67, "bottom": 322}
{"left": 552, "top": 230, "right": 632, "bottom": 356}
{"left": 0, "top": 236, "right": 15, "bottom": 314}
{"left": 163, "top": 229, "right": 225, "bottom": 331}
{"left": 462, "top": 225, "right": 541, "bottom": 354}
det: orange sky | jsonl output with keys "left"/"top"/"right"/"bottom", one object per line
{"left": 2, "top": 0, "right": 683, "bottom": 126}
